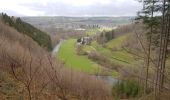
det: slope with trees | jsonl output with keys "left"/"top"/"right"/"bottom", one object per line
{"left": 0, "top": 17, "right": 112, "bottom": 100}
{"left": 0, "top": 13, "right": 52, "bottom": 50}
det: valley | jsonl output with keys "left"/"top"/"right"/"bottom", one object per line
{"left": 1, "top": 0, "right": 170, "bottom": 98}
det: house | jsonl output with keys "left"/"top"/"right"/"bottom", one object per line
{"left": 77, "top": 36, "right": 92, "bottom": 45}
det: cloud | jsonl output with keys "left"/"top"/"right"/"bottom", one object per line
{"left": 0, "top": 0, "right": 142, "bottom": 16}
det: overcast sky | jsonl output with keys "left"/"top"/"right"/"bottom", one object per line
{"left": 0, "top": 0, "right": 142, "bottom": 17}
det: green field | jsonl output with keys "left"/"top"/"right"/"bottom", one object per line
{"left": 99, "top": 28, "right": 113, "bottom": 32}
{"left": 83, "top": 34, "right": 135, "bottom": 65}
{"left": 85, "top": 28, "right": 113, "bottom": 36}
{"left": 57, "top": 34, "right": 136, "bottom": 76}
{"left": 57, "top": 39, "right": 101, "bottom": 73}
{"left": 85, "top": 28, "right": 100, "bottom": 36}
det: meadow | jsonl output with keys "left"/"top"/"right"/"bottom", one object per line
{"left": 57, "top": 39, "right": 101, "bottom": 73}
{"left": 57, "top": 33, "right": 136, "bottom": 77}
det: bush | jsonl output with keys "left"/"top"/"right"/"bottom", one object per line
{"left": 112, "top": 79, "right": 140, "bottom": 98}
{"left": 88, "top": 52, "right": 120, "bottom": 71}
{"left": 76, "top": 45, "right": 87, "bottom": 55}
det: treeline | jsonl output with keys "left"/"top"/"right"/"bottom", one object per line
{"left": 0, "top": 13, "right": 52, "bottom": 50}
{"left": 129, "top": 0, "right": 170, "bottom": 99}
{"left": 97, "top": 30, "right": 115, "bottom": 44}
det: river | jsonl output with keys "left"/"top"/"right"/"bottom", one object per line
{"left": 96, "top": 75, "right": 118, "bottom": 86}
{"left": 52, "top": 39, "right": 64, "bottom": 57}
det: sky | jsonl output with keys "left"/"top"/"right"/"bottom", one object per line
{"left": 0, "top": 0, "right": 142, "bottom": 17}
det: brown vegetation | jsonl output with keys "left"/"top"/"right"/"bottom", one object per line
{"left": 0, "top": 21, "right": 112, "bottom": 100}
{"left": 114, "top": 23, "right": 136, "bottom": 37}
{"left": 88, "top": 51, "right": 121, "bottom": 72}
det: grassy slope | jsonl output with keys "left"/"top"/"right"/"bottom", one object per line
{"left": 84, "top": 34, "right": 135, "bottom": 65}
{"left": 106, "top": 34, "right": 129, "bottom": 49}
{"left": 58, "top": 39, "right": 100, "bottom": 73}
{"left": 57, "top": 33, "right": 135, "bottom": 75}
{"left": 105, "top": 34, "right": 136, "bottom": 64}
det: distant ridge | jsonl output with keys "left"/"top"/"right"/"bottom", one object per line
{"left": 22, "top": 16, "right": 133, "bottom": 31}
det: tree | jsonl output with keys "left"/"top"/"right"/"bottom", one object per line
{"left": 155, "top": 0, "right": 170, "bottom": 99}
{"left": 138, "top": 0, "right": 170, "bottom": 99}
{"left": 137, "top": 0, "right": 156, "bottom": 94}
{"left": 97, "top": 30, "right": 115, "bottom": 44}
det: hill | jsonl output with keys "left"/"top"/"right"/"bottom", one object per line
{"left": 21, "top": 16, "right": 133, "bottom": 34}
{"left": 0, "top": 13, "right": 52, "bottom": 50}
{"left": 0, "top": 18, "right": 112, "bottom": 99}
{"left": 22, "top": 16, "right": 132, "bottom": 25}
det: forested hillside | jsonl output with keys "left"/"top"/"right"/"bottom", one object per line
{"left": 0, "top": 13, "right": 52, "bottom": 50}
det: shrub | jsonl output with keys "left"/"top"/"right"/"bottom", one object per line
{"left": 76, "top": 45, "right": 87, "bottom": 55}
{"left": 112, "top": 79, "right": 140, "bottom": 99}
{"left": 88, "top": 52, "right": 120, "bottom": 71}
